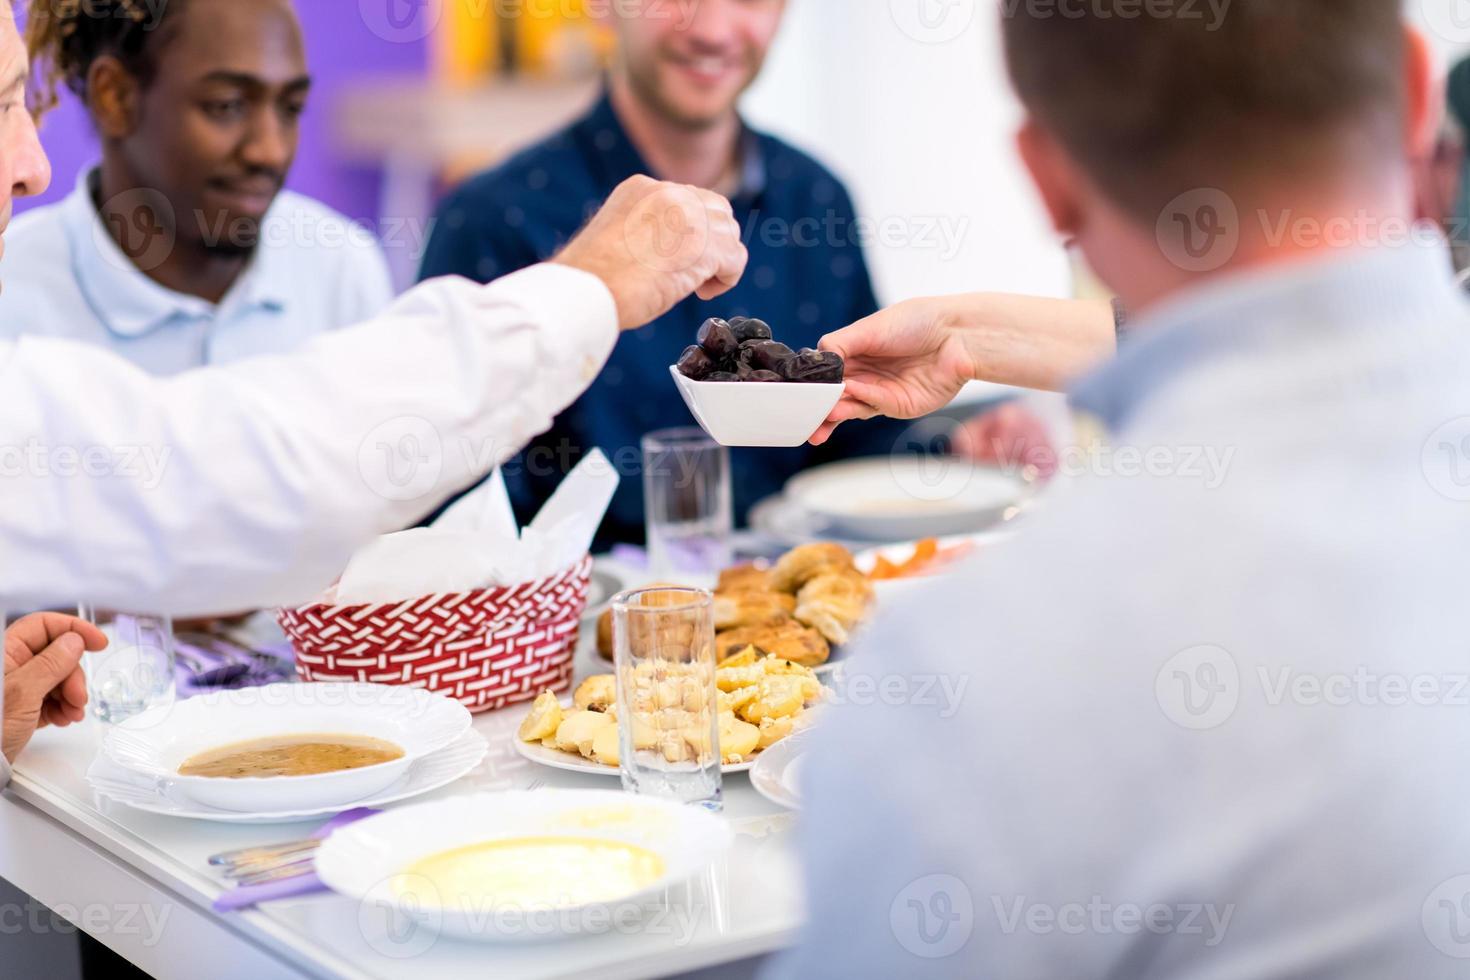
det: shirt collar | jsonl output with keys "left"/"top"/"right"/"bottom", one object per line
{"left": 573, "top": 89, "right": 767, "bottom": 206}
{"left": 62, "top": 167, "right": 289, "bottom": 339}
{"left": 1069, "top": 242, "right": 1464, "bottom": 433}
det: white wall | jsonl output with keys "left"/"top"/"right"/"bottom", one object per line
{"left": 741, "top": 0, "right": 1073, "bottom": 308}
{"left": 1410, "top": 0, "right": 1470, "bottom": 67}
{"left": 742, "top": 0, "right": 1470, "bottom": 312}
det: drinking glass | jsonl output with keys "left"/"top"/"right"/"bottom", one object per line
{"left": 641, "top": 428, "right": 732, "bottom": 579}
{"left": 612, "top": 587, "right": 722, "bottom": 810}
{"left": 78, "top": 606, "right": 175, "bottom": 724}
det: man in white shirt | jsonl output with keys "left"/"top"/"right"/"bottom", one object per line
{"left": 2, "top": 0, "right": 392, "bottom": 371}
{"left": 775, "top": 3, "right": 1470, "bottom": 979}
{"left": 0, "top": 2, "right": 747, "bottom": 772}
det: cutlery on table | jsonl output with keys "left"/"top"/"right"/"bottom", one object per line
{"left": 211, "top": 807, "right": 379, "bottom": 912}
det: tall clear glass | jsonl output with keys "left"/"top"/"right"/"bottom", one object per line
{"left": 613, "top": 587, "right": 722, "bottom": 810}
{"left": 79, "top": 608, "right": 175, "bottom": 724}
{"left": 641, "top": 428, "right": 732, "bottom": 579}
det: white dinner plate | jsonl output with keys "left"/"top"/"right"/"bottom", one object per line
{"left": 582, "top": 561, "right": 629, "bottom": 622}
{"left": 102, "top": 682, "right": 472, "bottom": 813}
{"left": 512, "top": 728, "right": 756, "bottom": 775}
{"left": 316, "top": 789, "right": 733, "bottom": 942}
{"left": 749, "top": 730, "right": 815, "bottom": 810}
{"left": 86, "top": 730, "right": 488, "bottom": 824}
{"left": 784, "top": 457, "right": 1030, "bottom": 541}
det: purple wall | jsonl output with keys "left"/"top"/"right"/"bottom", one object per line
{"left": 20, "top": 2, "right": 431, "bottom": 222}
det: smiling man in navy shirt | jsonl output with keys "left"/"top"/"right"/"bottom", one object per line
{"left": 419, "top": 0, "right": 902, "bottom": 544}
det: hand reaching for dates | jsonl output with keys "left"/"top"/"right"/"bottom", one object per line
{"left": 677, "top": 317, "right": 845, "bottom": 384}
{"left": 554, "top": 175, "right": 748, "bottom": 331}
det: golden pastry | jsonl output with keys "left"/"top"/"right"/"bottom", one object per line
{"left": 596, "top": 608, "right": 614, "bottom": 660}
{"left": 716, "top": 564, "right": 772, "bottom": 593}
{"left": 713, "top": 590, "right": 795, "bottom": 631}
{"left": 768, "top": 542, "right": 857, "bottom": 593}
{"left": 715, "top": 620, "right": 830, "bottom": 667}
{"left": 595, "top": 583, "right": 686, "bottom": 661}
{"left": 517, "top": 690, "right": 563, "bottom": 741}
{"left": 573, "top": 674, "right": 616, "bottom": 712}
{"left": 794, "top": 570, "right": 874, "bottom": 645}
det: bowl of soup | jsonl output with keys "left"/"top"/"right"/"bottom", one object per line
{"left": 102, "top": 682, "right": 472, "bottom": 813}
{"left": 315, "top": 789, "right": 733, "bottom": 942}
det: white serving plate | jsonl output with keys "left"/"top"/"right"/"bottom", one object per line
{"left": 87, "top": 730, "right": 488, "bottom": 824}
{"left": 853, "top": 531, "right": 1010, "bottom": 600}
{"left": 749, "top": 730, "right": 814, "bottom": 810}
{"left": 671, "top": 365, "right": 844, "bottom": 448}
{"left": 512, "top": 730, "right": 756, "bottom": 775}
{"left": 315, "top": 789, "right": 733, "bottom": 942}
{"left": 102, "top": 682, "right": 472, "bottom": 813}
{"left": 784, "top": 456, "right": 1030, "bottom": 541}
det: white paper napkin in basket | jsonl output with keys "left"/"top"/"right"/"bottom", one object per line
{"left": 325, "top": 452, "right": 619, "bottom": 606}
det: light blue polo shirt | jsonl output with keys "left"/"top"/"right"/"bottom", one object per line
{"left": 0, "top": 168, "right": 394, "bottom": 374}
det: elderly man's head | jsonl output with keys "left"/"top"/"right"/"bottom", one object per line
{"left": 0, "top": 6, "right": 52, "bottom": 278}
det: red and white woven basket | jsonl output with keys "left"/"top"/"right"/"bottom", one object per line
{"left": 277, "top": 555, "right": 592, "bottom": 714}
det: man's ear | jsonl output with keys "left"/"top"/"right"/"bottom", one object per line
{"left": 85, "top": 56, "right": 141, "bottom": 140}
{"left": 1016, "top": 118, "right": 1083, "bottom": 243}
{"left": 1403, "top": 25, "right": 1438, "bottom": 161}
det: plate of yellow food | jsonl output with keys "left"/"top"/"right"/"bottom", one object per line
{"left": 315, "top": 788, "right": 732, "bottom": 942}
{"left": 593, "top": 542, "right": 876, "bottom": 675}
{"left": 515, "top": 649, "right": 822, "bottom": 775}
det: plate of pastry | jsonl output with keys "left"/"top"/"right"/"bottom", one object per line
{"left": 515, "top": 656, "right": 822, "bottom": 775}
{"left": 593, "top": 542, "right": 876, "bottom": 675}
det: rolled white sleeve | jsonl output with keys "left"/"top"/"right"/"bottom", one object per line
{"left": 0, "top": 263, "right": 617, "bottom": 617}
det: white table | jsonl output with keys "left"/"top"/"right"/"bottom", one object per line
{"left": 0, "top": 638, "right": 806, "bottom": 980}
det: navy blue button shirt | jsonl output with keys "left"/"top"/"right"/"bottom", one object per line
{"left": 420, "top": 92, "right": 910, "bottom": 546}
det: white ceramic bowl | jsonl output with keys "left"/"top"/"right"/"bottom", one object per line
{"left": 315, "top": 789, "right": 734, "bottom": 942}
{"left": 671, "top": 365, "right": 844, "bottom": 448}
{"left": 102, "top": 682, "right": 472, "bottom": 813}
{"left": 784, "top": 456, "right": 1031, "bottom": 540}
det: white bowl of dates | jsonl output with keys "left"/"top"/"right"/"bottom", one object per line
{"left": 672, "top": 317, "right": 847, "bottom": 448}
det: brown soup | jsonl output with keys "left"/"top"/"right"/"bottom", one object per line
{"left": 178, "top": 733, "right": 405, "bottom": 779}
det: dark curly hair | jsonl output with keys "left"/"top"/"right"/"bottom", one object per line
{"left": 25, "top": 0, "right": 180, "bottom": 117}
